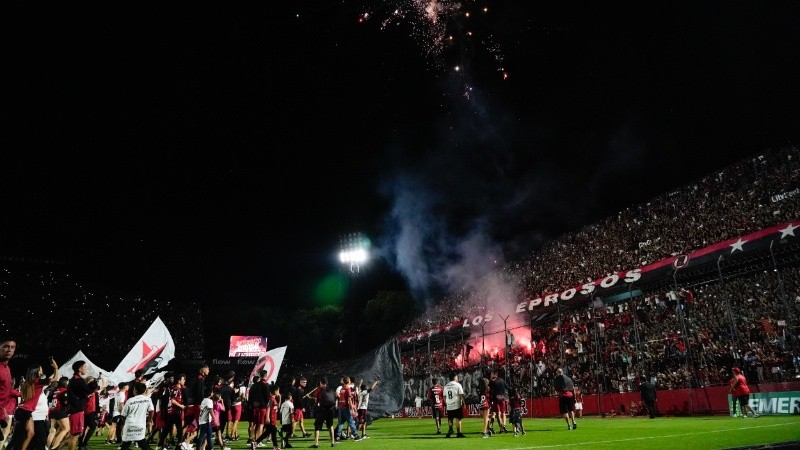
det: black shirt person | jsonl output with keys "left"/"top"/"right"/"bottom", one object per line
{"left": 639, "top": 376, "right": 657, "bottom": 419}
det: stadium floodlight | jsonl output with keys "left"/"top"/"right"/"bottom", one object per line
{"left": 338, "top": 232, "right": 370, "bottom": 276}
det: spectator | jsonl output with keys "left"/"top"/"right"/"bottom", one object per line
{"left": 66, "top": 361, "right": 102, "bottom": 450}
{"left": 0, "top": 338, "right": 19, "bottom": 443}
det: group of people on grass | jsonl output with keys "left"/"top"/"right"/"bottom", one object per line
{"left": 425, "top": 370, "right": 526, "bottom": 439}
{"left": 0, "top": 345, "right": 384, "bottom": 450}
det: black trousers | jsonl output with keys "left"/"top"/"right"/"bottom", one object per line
{"left": 643, "top": 399, "right": 657, "bottom": 418}
{"left": 159, "top": 413, "right": 184, "bottom": 449}
{"left": 255, "top": 423, "right": 278, "bottom": 447}
{"left": 81, "top": 412, "right": 98, "bottom": 446}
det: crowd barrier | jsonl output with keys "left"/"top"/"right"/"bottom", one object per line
{"left": 398, "top": 382, "right": 800, "bottom": 418}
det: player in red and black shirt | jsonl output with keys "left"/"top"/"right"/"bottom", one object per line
{"left": 147, "top": 372, "right": 174, "bottom": 444}
{"left": 79, "top": 377, "right": 102, "bottom": 449}
{"left": 48, "top": 377, "right": 71, "bottom": 450}
{"left": 251, "top": 384, "right": 280, "bottom": 450}
{"left": 16, "top": 360, "right": 59, "bottom": 450}
{"left": 67, "top": 361, "right": 101, "bottom": 450}
{"left": 183, "top": 365, "right": 208, "bottom": 448}
{"left": 489, "top": 370, "right": 509, "bottom": 433}
{"left": 158, "top": 373, "right": 186, "bottom": 450}
{"left": 290, "top": 376, "right": 310, "bottom": 438}
{"left": 427, "top": 378, "right": 444, "bottom": 434}
{"left": 334, "top": 377, "right": 357, "bottom": 441}
{"left": 248, "top": 370, "right": 270, "bottom": 445}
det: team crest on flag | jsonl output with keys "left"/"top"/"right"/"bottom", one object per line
{"left": 109, "top": 316, "right": 175, "bottom": 385}
{"left": 248, "top": 346, "right": 287, "bottom": 386}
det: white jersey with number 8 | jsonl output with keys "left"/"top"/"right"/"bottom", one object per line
{"left": 443, "top": 380, "right": 464, "bottom": 411}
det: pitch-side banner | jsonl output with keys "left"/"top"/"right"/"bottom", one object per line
{"left": 247, "top": 346, "right": 286, "bottom": 386}
{"left": 729, "top": 391, "right": 800, "bottom": 415}
{"left": 109, "top": 316, "right": 175, "bottom": 385}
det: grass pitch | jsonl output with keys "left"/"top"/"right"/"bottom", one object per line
{"left": 97, "top": 415, "right": 800, "bottom": 450}
{"left": 347, "top": 416, "right": 800, "bottom": 449}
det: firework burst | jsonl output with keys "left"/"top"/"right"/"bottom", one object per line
{"left": 359, "top": 0, "right": 507, "bottom": 79}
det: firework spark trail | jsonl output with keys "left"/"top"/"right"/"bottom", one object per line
{"left": 359, "top": 0, "right": 507, "bottom": 78}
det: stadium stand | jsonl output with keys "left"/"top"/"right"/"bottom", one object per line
{"left": 396, "top": 145, "right": 800, "bottom": 409}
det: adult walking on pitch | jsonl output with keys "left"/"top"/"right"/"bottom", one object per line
{"left": 553, "top": 368, "right": 577, "bottom": 430}
{"left": 443, "top": 372, "right": 465, "bottom": 438}
{"left": 729, "top": 367, "right": 759, "bottom": 418}
{"left": 639, "top": 375, "right": 657, "bottom": 418}
{"left": 427, "top": 378, "right": 444, "bottom": 435}
{"left": 310, "top": 377, "right": 336, "bottom": 449}
{"left": 67, "top": 361, "right": 103, "bottom": 450}
{"left": 489, "top": 370, "right": 509, "bottom": 433}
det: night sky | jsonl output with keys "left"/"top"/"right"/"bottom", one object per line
{"left": 4, "top": 3, "right": 800, "bottom": 344}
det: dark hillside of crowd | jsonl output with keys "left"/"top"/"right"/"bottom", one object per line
{"left": 0, "top": 258, "right": 205, "bottom": 372}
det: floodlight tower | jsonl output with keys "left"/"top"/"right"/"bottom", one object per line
{"left": 338, "top": 232, "right": 370, "bottom": 353}
{"left": 338, "top": 232, "right": 370, "bottom": 277}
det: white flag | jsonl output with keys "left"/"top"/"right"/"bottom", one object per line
{"left": 248, "top": 346, "right": 287, "bottom": 386}
{"left": 59, "top": 350, "right": 109, "bottom": 380}
{"left": 109, "top": 316, "right": 175, "bottom": 385}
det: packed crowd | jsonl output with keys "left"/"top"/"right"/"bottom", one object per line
{"left": 397, "top": 146, "right": 800, "bottom": 402}
{"left": 516, "top": 147, "right": 799, "bottom": 296}
{"left": 0, "top": 265, "right": 205, "bottom": 365}
{"left": 400, "top": 266, "right": 800, "bottom": 405}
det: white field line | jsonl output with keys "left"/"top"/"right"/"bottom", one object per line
{"left": 497, "top": 421, "right": 800, "bottom": 449}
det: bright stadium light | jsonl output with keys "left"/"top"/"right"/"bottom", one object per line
{"left": 338, "top": 232, "right": 370, "bottom": 276}
{"left": 338, "top": 247, "right": 368, "bottom": 264}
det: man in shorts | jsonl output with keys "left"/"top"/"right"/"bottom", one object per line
{"left": 443, "top": 373, "right": 465, "bottom": 438}
{"left": 489, "top": 370, "right": 509, "bottom": 433}
{"left": 311, "top": 378, "right": 336, "bottom": 448}
{"left": 728, "top": 367, "right": 759, "bottom": 418}
{"left": 427, "top": 378, "right": 444, "bottom": 434}
{"left": 553, "top": 368, "right": 577, "bottom": 430}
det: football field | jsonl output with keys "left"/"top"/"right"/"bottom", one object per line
{"left": 105, "top": 415, "right": 800, "bottom": 450}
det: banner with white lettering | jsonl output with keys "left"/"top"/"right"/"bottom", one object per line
{"left": 108, "top": 316, "right": 175, "bottom": 386}
{"left": 397, "top": 219, "right": 800, "bottom": 340}
{"left": 732, "top": 391, "right": 800, "bottom": 415}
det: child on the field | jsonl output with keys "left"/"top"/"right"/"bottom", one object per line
{"left": 508, "top": 388, "right": 525, "bottom": 436}
{"left": 96, "top": 406, "right": 108, "bottom": 435}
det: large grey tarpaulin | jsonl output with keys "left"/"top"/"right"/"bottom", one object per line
{"left": 337, "top": 339, "right": 404, "bottom": 419}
